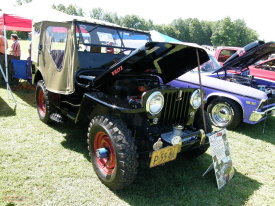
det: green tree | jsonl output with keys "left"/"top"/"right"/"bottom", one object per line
{"left": 52, "top": 4, "right": 66, "bottom": 13}
{"left": 6, "top": 31, "right": 29, "bottom": 40}
{"left": 188, "top": 18, "right": 205, "bottom": 44}
{"left": 89, "top": 8, "right": 105, "bottom": 20}
{"left": 171, "top": 18, "right": 191, "bottom": 42}
{"left": 89, "top": 8, "right": 153, "bottom": 29}
{"left": 120, "top": 15, "right": 153, "bottom": 30}
{"left": 154, "top": 24, "right": 179, "bottom": 40}
{"left": 102, "top": 11, "right": 121, "bottom": 25}
{"left": 52, "top": 4, "right": 84, "bottom": 16}
{"left": 233, "top": 19, "right": 259, "bottom": 46}
{"left": 211, "top": 17, "right": 237, "bottom": 46}
{"left": 77, "top": 7, "right": 85, "bottom": 17}
{"left": 66, "top": 4, "right": 77, "bottom": 16}
{"left": 200, "top": 20, "right": 214, "bottom": 45}
{"left": 14, "top": 0, "right": 32, "bottom": 6}
{"left": 53, "top": 6, "right": 260, "bottom": 46}
{"left": 121, "top": 15, "right": 142, "bottom": 29}
{"left": 246, "top": 29, "right": 259, "bottom": 43}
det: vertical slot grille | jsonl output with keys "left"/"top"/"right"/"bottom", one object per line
{"left": 159, "top": 90, "right": 191, "bottom": 127}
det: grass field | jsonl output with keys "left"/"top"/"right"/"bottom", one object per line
{"left": 0, "top": 86, "right": 275, "bottom": 206}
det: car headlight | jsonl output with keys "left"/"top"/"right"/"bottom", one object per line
{"left": 146, "top": 91, "right": 164, "bottom": 115}
{"left": 190, "top": 89, "right": 201, "bottom": 109}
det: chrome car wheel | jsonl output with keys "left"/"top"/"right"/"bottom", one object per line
{"left": 211, "top": 103, "right": 233, "bottom": 125}
{"left": 207, "top": 98, "right": 242, "bottom": 129}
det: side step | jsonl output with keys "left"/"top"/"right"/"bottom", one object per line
{"left": 50, "top": 113, "right": 68, "bottom": 123}
{"left": 50, "top": 112, "right": 77, "bottom": 123}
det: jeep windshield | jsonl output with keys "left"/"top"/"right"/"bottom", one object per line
{"left": 76, "top": 22, "right": 151, "bottom": 54}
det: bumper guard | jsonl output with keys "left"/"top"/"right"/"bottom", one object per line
{"left": 249, "top": 106, "right": 275, "bottom": 122}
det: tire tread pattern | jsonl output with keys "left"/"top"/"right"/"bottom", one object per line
{"left": 88, "top": 114, "right": 138, "bottom": 190}
{"left": 35, "top": 80, "right": 54, "bottom": 124}
{"left": 182, "top": 110, "right": 212, "bottom": 158}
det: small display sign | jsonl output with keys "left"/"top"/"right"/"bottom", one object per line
{"left": 204, "top": 129, "right": 235, "bottom": 189}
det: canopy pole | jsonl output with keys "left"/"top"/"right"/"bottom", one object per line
{"left": 4, "top": 26, "right": 8, "bottom": 88}
{"left": 2, "top": 26, "right": 16, "bottom": 106}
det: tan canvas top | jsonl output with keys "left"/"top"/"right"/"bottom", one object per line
{"left": 32, "top": 18, "right": 149, "bottom": 94}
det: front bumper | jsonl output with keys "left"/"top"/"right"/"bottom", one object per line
{"left": 249, "top": 106, "right": 275, "bottom": 122}
{"left": 161, "top": 126, "right": 223, "bottom": 150}
{"left": 149, "top": 129, "right": 225, "bottom": 167}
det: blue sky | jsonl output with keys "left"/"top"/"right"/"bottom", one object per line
{"left": 2, "top": 0, "right": 274, "bottom": 42}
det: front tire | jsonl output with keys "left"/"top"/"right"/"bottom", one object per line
{"left": 35, "top": 80, "right": 53, "bottom": 124}
{"left": 207, "top": 98, "right": 242, "bottom": 129}
{"left": 182, "top": 110, "right": 212, "bottom": 158}
{"left": 87, "top": 115, "right": 138, "bottom": 190}
{"left": 194, "top": 109, "right": 213, "bottom": 133}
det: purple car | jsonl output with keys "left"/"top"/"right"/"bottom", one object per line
{"left": 170, "top": 41, "right": 275, "bottom": 129}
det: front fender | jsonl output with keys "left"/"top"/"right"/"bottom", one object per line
{"left": 33, "top": 69, "right": 43, "bottom": 84}
{"left": 76, "top": 92, "right": 145, "bottom": 123}
{"left": 206, "top": 92, "right": 245, "bottom": 117}
{"left": 206, "top": 92, "right": 244, "bottom": 108}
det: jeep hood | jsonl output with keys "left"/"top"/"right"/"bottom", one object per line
{"left": 93, "top": 42, "right": 209, "bottom": 88}
{"left": 214, "top": 41, "right": 275, "bottom": 73}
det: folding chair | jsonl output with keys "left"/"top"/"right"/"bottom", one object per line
{"left": 11, "top": 59, "right": 34, "bottom": 91}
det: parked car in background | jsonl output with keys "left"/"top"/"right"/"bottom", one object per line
{"left": 223, "top": 41, "right": 275, "bottom": 81}
{"left": 170, "top": 41, "right": 275, "bottom": 129}
{"left": 248, "top": 57, "right": 275, "bottom": 80}
{"left": 214, "top": 46, "right": 240, "bottom": 66}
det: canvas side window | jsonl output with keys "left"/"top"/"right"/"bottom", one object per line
{"left": 31, "top": 24, "right": 41, "bottom": 62}
{"left": 45, "top": 26, "right": 68, "bottom": 71}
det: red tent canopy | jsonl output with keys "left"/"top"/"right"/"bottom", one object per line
{"left": 0, "top": 12, "right": 32, "bottom": 31}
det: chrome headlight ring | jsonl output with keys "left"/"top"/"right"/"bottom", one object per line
{"left": 146, "top": 91, "right": 164, "bottom": 116}
{"left": 190, "top": 89, "right": 202, "bottom": 109}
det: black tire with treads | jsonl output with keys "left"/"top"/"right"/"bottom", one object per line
{"left": 87, "top": 114, "right": 138, "bottom": 190}
{"left": 35, "top": 80, "right": 54, "bottom": 124}
{"left": 182, "top": 110, "right": 212, "bottom": 158}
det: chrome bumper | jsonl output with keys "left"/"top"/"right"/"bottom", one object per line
{"left": 249, "top": 106, "right": 275, "bottom": 122}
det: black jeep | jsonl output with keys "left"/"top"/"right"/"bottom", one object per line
{"left": 31, "top": 18, "right": 219, "bottom": 190}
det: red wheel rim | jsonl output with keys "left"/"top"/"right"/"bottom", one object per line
{"left": 38, "top": 90, "right": 46, "bottom": 116}
{"left": 94, "top": 131, "right": 116, "bottom": 175}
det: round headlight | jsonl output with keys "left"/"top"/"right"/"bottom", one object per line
{"left": 190, "top": 89, "right": 202, "bottom": 109}
{"left": 146, "top": 92, "right": 164, "bottom": 115}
